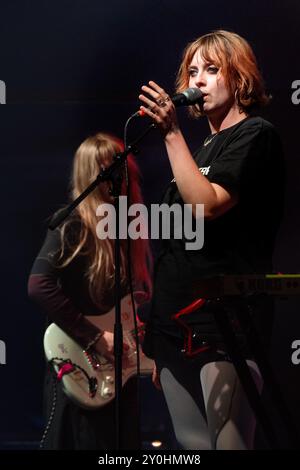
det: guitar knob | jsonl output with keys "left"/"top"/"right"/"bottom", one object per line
{"left": 102, "top": 387, "right": 113, "bottom": 398}
{"left": 105, "top": 375, "right": 114, "bottom": 384}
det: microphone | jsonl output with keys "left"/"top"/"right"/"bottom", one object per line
{"left": 134, "top": 87, "right": 203, "bottom": 117}
{"left": 172, "top": 87, "right": 203, "bottom": 107}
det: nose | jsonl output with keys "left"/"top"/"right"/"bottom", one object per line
{"left": 193, "top": 71, "right": 206, "bottom": 88}
{"left": 190, "top": 70, "right": 206, "bottom": 88}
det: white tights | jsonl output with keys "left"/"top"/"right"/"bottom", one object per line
{"left": 160, "top": 360, "right": 262, "bottom": 450}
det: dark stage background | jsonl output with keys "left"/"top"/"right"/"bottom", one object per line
{"left": 0, "top": 0, "right": 299, "bottom": 449}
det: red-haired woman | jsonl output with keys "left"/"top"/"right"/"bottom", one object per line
{"left": 139, "top": 30, "right": 285, "bottom": 449}
{"left": 28, "top": 132, "right": 152, "bottom": 449}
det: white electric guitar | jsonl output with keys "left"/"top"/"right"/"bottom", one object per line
{"left": 44, "top": 294, "right": 154, "bottom": 410}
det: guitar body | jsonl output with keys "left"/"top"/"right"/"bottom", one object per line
{"left": 44, "top": 294, "right": 153, "bottom": 410}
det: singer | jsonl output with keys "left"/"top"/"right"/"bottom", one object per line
{"left": 28, "top": 132, "right": 152, "bottom": 449}
{"left": 139, "top": 30, "right": 285, "bottom": 450}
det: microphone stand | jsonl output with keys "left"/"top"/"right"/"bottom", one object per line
{"left": 49, "top": 122, "right": 156, "bottom": 450}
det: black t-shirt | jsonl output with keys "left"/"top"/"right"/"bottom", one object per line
{"left": 146, "top": 116, "right": 285, "bottom": 343}
{"left": 28, "top": 214, "right": 127, "bottom": 349}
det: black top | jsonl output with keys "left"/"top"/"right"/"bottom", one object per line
{"left": 28, "top": 214, "right": 139, "bottom": 450}
{"left": 144, "top": 116, "right": 285, "bottom": 347}
{"left": 28, "top": 215, "right": 123, "bottom": 349}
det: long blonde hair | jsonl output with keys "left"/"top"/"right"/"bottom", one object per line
{"left": 58, "top": 132, "right": 152, "bottom": 308}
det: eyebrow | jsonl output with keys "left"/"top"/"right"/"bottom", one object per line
{"left": 188, "top": 61, "right": 215, "bottom": 69}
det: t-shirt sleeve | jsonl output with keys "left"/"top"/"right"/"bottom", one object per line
{"left": 28, "top": 226, "right": 102, "bottom": 350}
{"left": 208, "top": 120, "right": 274, "bottom": 196}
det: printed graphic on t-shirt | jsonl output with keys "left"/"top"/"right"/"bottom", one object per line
{"left": 171, "top": 166, "right": 211, "bottom": 183}
{"left": 199, "top": 166, "right": 210, "bottom": 176}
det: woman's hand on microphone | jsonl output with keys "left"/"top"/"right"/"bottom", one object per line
{"left": 139, "top": 81, "right": 179, "bottom": 138}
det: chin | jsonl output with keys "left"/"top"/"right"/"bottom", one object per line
{"left": 203, "top": 104, "right": 214, "bottom": 115}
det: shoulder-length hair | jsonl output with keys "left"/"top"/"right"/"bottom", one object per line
{"left": 58, "top": 132, "right": 152, "bottom": 308}
{"left": 176, "top": 30, "right": 270, "bottom": 118}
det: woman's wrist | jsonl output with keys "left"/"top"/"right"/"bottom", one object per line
{"left": 164, "top": 126, "right": 181, "bottom": 141}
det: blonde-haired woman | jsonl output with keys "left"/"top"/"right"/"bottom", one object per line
{"left": 139, "top": 30, "right": 285, "bottom": 449}
{"left": 28, "top": 132, "right": 152, "bottom": 449}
